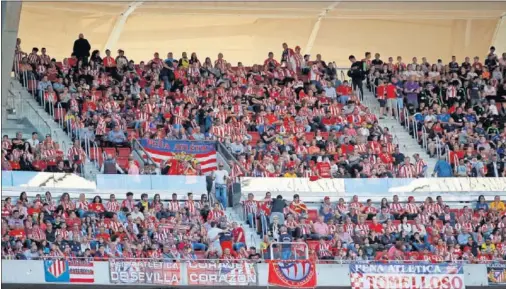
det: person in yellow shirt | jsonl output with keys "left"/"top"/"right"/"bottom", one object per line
{"left": 481, "top": 238, "right": 495, "bottom": 254}
{"left": 284, "top": 167, "right": 297, "bottom": 178}
{"left": 490, "top": 195, "right": 505, "bottom": 211}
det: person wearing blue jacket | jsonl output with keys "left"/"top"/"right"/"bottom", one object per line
{"left": 432, "top": 156, "right": 453, "bottom": 177}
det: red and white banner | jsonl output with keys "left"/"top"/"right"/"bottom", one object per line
{"left": 268, "top": 260, "right": 317, "bottom": 288}
{"left": 186, "top": 261, "right": 256, "bottom": 286}
{"left": 69, "top": 260, "right": 94, "bottom": 283}
{"left": 140, "top": 139, "right": 217, "bottom": 173}
{"left": 349, "top": 263, "right": 465, "bottom": 289}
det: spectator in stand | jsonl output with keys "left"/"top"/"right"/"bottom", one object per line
{"left": 212, "top": 163, "right": 229, "bottom": 209}
{"left": 432, "top": 155, "right": 453, "bottom": 177}
{"left": 72, "top": 33, "right": 91, "bottom": 65}
{"left": 100, "top": 154, "right": 125, "bottom": 174}
{"left": 107, "top": 125, "right": 128, "bottom": 147}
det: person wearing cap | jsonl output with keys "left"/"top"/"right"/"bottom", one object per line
{"left": 212, "top": 163, "right": 229, "bottom": 209}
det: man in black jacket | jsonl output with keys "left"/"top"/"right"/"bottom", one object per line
{"left": 486, "top": 154, "right": 505, "bottom": 177}
{"left": 73, "top": 33, "right": 91, "bottom": 65}
{"left": 348, "top": 55, "right": 365, "bottom": 101}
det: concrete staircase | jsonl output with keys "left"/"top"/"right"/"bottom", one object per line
{"left": 362, "top": 88, "right": 437, "bottom": 175}
{"left": 8, "top": 78, "right": 100, "bottom": 180}
{"left": 227, "top": 207, "right": 262, "bottom": 250}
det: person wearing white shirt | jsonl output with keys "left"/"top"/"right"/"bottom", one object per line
{"left": 30, "top": 132, "right": 40, "bottom": 149}
{"left": 130, "top": 206, "right": 144, "bottom": 221}
{"left": 324, "top": 81, "right": 337, "bottom": 99}
{"left": 230, "top": 140, "right": 245, "bottom": 155}
{"left": 207, "top": 222, "right": 225, "bottom": 257}
{"left": 213, "top": 163, "right": 229, "bottom": 209}
{"left": 411, "top": 217, "right": 427, "bottom": 237}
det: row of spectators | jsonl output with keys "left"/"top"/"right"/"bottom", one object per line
{"left": 244, "top": 192, "right": 506, "bottom": 262}
{"left": 1, "top": 191, "right": 262, "bottom": 261}
{"left": 355, "top": 48, "right": 506, "bottom": 178}
{"left": 4, "top": 191, "right": 506, "bottom": 262}
{"left": 1, "top": 132, "right": 84, "bottom": 174}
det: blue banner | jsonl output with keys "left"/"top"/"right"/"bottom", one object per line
{"left": 44, "top": 259, "right": 70, "bottom": 282}
{"left": 140, "top": 139, "right": 216, "bottom": 154}
{"left": 349, "top": 263, "right": 465, "bottom": 289}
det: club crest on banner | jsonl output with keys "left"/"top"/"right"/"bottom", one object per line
{"left": 268, "top": 260, "right": 317, "bottom": 288}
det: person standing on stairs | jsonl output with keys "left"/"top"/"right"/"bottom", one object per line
{"left": 212, "top": 163, "right": 229, "bottom": 209}
{"left": 348, "top": 55, "right": 365, "bottom": 101}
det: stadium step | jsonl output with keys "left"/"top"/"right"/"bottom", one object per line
{"left": 362, "top": 89, "right": 436, "bottom": 175}
{"left": 10, "top": 78, "right": 100, "bottom": 180}
{"left": 226, "top": 207, "right": 263, "bottom": 249}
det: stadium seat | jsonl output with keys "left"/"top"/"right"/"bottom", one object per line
{"left": 117, "top": 157, "right": 129, "bottom": 169}
{"left": 103, "top": 147, "right": 117, "bottom": 157}
{"left": 307, "top": 209, "right": 318, "bottom": 221}
{"left": 117, "top": 147, "right": 131, "bottom": 157}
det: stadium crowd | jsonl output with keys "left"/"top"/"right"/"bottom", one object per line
{"left": 2, "top": 191, "right": 506, "bottom": 263}
{"left": 244, "top": 192, "right": 506, "bottom": 262}
{"left": 1, "top": 191, "right": 260, "bottom": 262}
{"left": 5, "top": 37, "right": 506, "bottom": 178}
{"left": 5, "top": 36, "right": 414, "bottom": 178}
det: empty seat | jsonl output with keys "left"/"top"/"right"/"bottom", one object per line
{"left": 117, "top": 147, "right": 131, "bottom": 157}
{"left": 103, "top": 147, "right": 117, "bottom": 157}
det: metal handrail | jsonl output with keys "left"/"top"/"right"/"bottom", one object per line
{"left": 421, "top": 124, "right": 428, "bottom": 149}
{"left": 412, "top": 117, "right": 419, "bottom": 143}
{"left": 91, "top": 140, "right": 100, "bottom": 169}
{"left": 269, "top": 241, "right": 309, "bottom": 260}
{"left": 131, "top": 138, "right": 156, "bottom": 166}
{"left": 56, "top": 102, "right": 64, "bottom": 128}
{"left": 435, "top": 135, "right": 442, "bottom": 159}
{"left": 403, "top": 106, "right": 409, "bottom": 130}
{"left": 216, "top": 141, "right": 247, "bottom": 176}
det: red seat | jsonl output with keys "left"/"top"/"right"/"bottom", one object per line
{"left": 92, "top": 90, "right": 103, "bottom": 100}
{"left": 249, "top": 131, "right": 260, "bottom": 144}
{"left": 307, "top": 209, "right": 318, "bottom": 221}
{"left": 117, "top": 147, "right": 131, "bottom": 157}
{"left": 117, "top": 157, "right": 129, "bottom": 169}
{"left": 27, "top": 79, "right": 38, "bottom": 94}
{"left": 89, "top": 148, "right": 100, "bottom": 161}
{"left": 306, "top": 240, "right": 319, "bottom": 251}
{"left": 102, "top": 147, "right": 116, "bottom": 157}
{"left": 320, "top": 132, "right": 329, "bottom": 140}
{"left": 54, "top": 108, "right": 66, "bottom": 121}
{"left": 55, "top": 62, "right": 63, "bottom": 69}
{"left": 305, "top": 132, "right": 315, "bottom": 142}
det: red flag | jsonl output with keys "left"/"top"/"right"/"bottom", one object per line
{"left": 268, "top": 260, "right": 317, "bottom": 288}
{"left": 309, "top": 175, "right": 320, "bottom": 182}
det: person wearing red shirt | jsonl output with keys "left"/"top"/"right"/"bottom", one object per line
{"left": 336, "top": 80, "right": 352, "bottom": 104}
{"left": 386, "top": 80, "right": 398, "bottom": 118}
{"left": 88, "top": 196, "right": 106, "bottom": 216}
{"left": 316, "top": 160, "right": 331, "bottom": 178}
{"left": 9, "top": 224, "right": 26, "bottom": 241}
{"left": 289, "top": 194, "right": 308, "bottom": 217}
{"left": 376, "top": 79, "right": 387, "bottom": 118}
{"left": 231, "top": 222, "right": 246, "bottom": 251}
{"left": 95, "top": 226, "right": 111, "bottom": 242}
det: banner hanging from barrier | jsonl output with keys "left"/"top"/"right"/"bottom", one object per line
{"left": 140, "top": 139, "right": 217, "bottom": 173}
{"left": 488, "top": 263, "right": 506, "bottom": 286}
{"left": 109, "top": 260, "right": 180, "bottom": 284}
{"left": 186, "top": 261, "right": 257, "bottom": 285}
{"left": 349, "top": 263, "right": 465, "bottom": 289}
{"left": 268, "top": 260, "right": 317, "bottom": 288}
